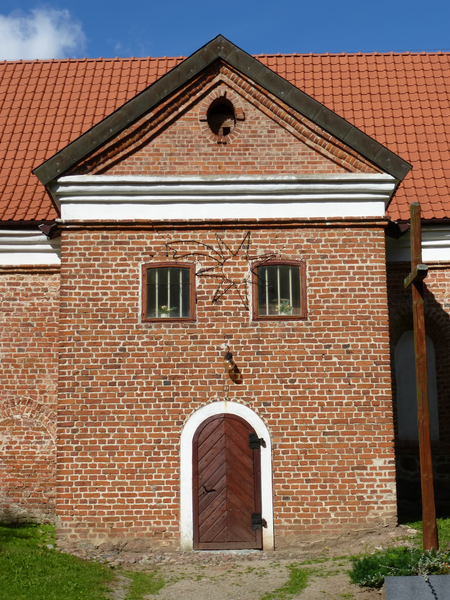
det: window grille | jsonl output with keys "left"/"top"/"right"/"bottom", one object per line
{"left": 143, "top": 264, "right": 194, "bottom": 321}
{"left": 254, "top": 263, "right": 305, "bottom": 319}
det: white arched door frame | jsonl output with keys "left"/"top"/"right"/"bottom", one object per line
{"left": 180, "top": 401, "right": 274, "bottom": 551}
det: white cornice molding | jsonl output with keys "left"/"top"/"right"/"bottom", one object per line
{"left": 51, "top": 174, "right": 397, "bottom": 221}
{"left": 386, "top": 226, "right": 450, "bottom": 262}
{"left": 0, "top": 230, "right": 61, "bottom": 265}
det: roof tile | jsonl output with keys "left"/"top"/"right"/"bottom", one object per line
{"left": 0, "top": 52, "right": 448, "bottom": 221}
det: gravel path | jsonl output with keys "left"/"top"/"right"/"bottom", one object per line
{"left": 151, "top": 555, "right": 382, "bottom": 600}
{"left": 56, "top": 525, "right": 417, "bottom": 599}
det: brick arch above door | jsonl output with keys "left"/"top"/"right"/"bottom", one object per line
{"left": 180, "top": 401, "right": 274, "bottom": 551}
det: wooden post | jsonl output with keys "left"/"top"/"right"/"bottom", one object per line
{"left": 403, "top": 202, "right": 439, "bottom": 550}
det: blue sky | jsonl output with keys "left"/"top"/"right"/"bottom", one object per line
{"left": 1, "top": 0, "right": 450, "bottom": 60}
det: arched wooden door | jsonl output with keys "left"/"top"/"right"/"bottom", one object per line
{"left": 192, "top": 413, "right": 262, "bottom": 550}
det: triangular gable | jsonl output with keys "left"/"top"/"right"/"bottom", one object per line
{"left": 33, "top": 35, "right": 411, "bottom": 188}
{"left": 65, "top": 61, "right": 382, "bottom": 179}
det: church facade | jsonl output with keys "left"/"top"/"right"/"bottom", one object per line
{"left": 1, "top": 37, "right": 449, "bottom": 550}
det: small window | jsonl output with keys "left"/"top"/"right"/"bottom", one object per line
{"left": 253, "top": 261, "right": 306, "bottom": 320}
{"left": 142, "top": 263, "right": 195, "bottom": 322}
{"left": 207, "top": 98, "right": 235, "bottom": 136}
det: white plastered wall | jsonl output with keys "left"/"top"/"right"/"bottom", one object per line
{"left": 180, "top": 401, "right": 274, "bottom": 551}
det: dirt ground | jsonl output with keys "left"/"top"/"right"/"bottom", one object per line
{"left": 91, "top": 525, "right": 418, "bottom": 599}
{"left": 150, "top": 554, "right": 382, "bottom": 600}
{"left": 84, "top": 527, "right": 416, "bottom": 600}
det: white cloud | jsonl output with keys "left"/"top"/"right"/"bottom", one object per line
{"left": 0, "top": 8, "right": 86, "bottom": 60}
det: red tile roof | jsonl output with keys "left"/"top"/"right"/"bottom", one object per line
{"left": 1, "top": 52, "right": 449, "bottom": 222}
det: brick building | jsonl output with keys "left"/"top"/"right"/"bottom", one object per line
{"left": 1, "top": 36, "right": 449, "bottom": 550}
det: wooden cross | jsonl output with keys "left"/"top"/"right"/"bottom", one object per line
{"left": 403, "top": 202, "right": 439, "bottom": 550}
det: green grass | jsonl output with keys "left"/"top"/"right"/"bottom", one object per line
{"left": 261, "top": 564, "right": 311, "bottom": 599}
{"left": 405, "top": 517, "right": 450, "bottom": 547}
{"left": 0, "top": 523, "right": 114, "bottom": 600}
{"left": 349, "top": 546, "right": 450, "bottom": 589}
{"left": 348, "top": 518, "right": 450, "bottom": 590}
{"left": 123, "top": 571, "right": 164, "bottom": 600}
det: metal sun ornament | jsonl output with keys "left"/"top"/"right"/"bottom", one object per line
{"left": 165, "top": 232, "right": 275, "bottom": 310}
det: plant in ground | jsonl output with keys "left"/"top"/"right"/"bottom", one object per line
{"left": 0, "top": 523, "right": 114, "bottom": 600}
{"left": 261, "top": 564, "right": 310, "bottom": 599}
{"left": 415, "top": 549, "right": 450, "bottom": 578}
{"left": 349, "top": 546, "right": 450, "bottom": 589}
{"left": 123, "top": 571, "right": 164, "bottom": 600}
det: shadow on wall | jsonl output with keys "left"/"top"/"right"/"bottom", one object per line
{"left": 388, "top": 266, "right": 450, "bottom": 521}
{"left": 0, "top": 409, "right": 56, "bottom": 523}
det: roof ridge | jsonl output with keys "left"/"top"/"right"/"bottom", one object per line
{"left": 2, "top": 50, "right": 450, "bottom": 67}
{"left": 0, "top": 56, "right": 187, "bottom": 66}
{"left": 255, "top": 50, "right": 450, "bottom": 58}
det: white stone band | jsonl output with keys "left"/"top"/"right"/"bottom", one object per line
{"left": 386, "top": 227, "right": 450, "bottom": 262}
{"left": 51, "top": 174, "right": 397, "bottom": 221}
{"left": 0, "top": 230, "right": 61, "bottom": 265}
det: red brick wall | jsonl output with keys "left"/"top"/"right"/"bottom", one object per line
{"left": 104, "top": 86, "right": 348, "bottom": 177}
{"left": 51, "top": 60, "right": 390, "bottom": 548}
{"left": 57, "top": 223, "right": 396, "bottom": 548}
{"left": 0, "top": 267, "right": 59, "bottom": 522}
{"left": 72, "top": 64, "right": 380, "bottom": 178}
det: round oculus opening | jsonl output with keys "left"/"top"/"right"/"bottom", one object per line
{"left": 207, "top": 99, "right": 236, "bottom": 136}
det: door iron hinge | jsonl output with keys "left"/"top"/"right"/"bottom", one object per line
{"left": 249, "top": 432, "right": 266, "bottom": 449}
{"left": 251, "top": 512, "right": 267, "bottom": 530}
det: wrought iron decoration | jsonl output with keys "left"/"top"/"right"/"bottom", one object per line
{"left": 165, "top": 232, "right": 275, "bottom": 310}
